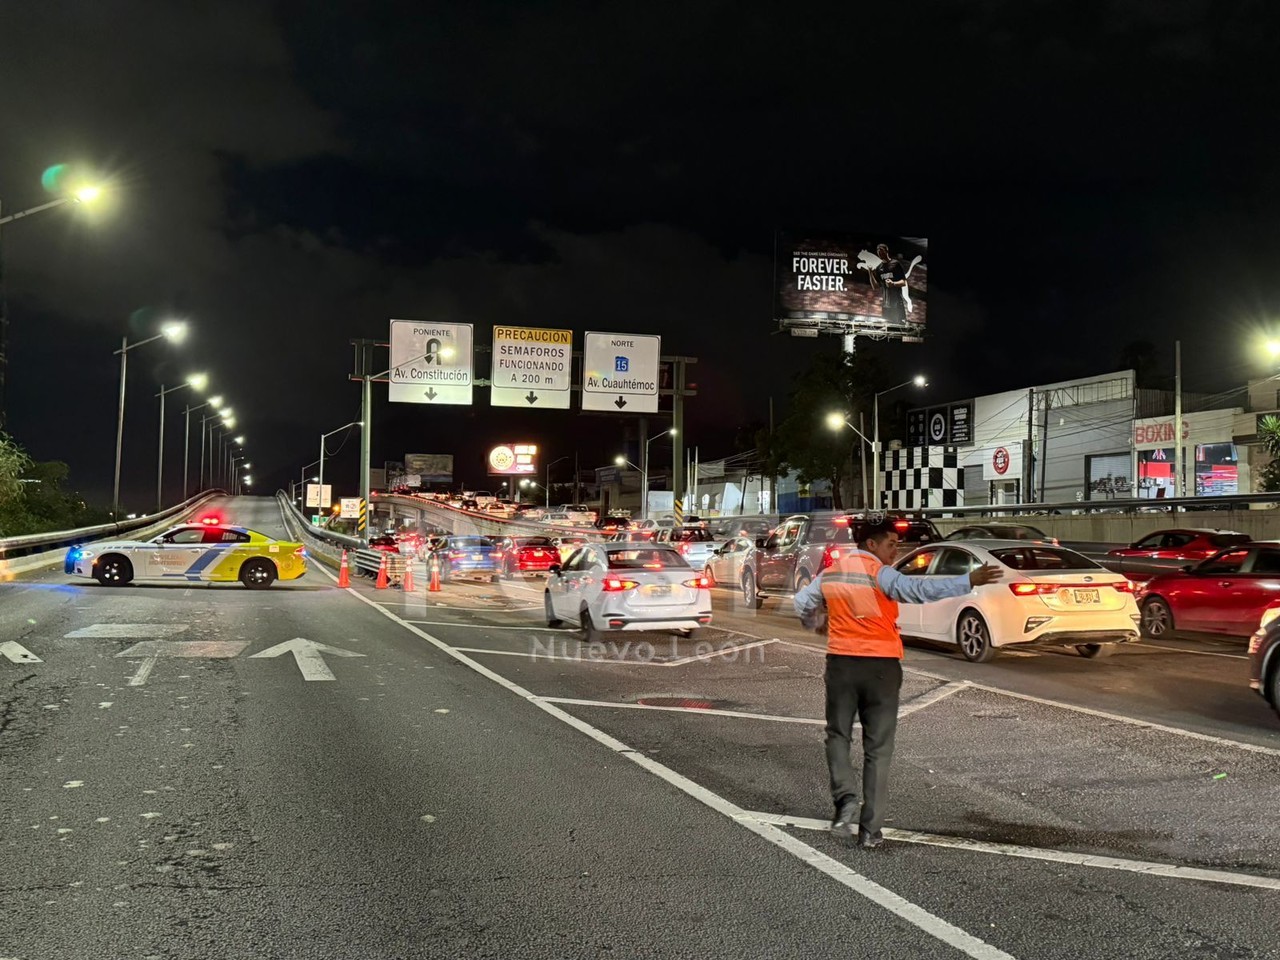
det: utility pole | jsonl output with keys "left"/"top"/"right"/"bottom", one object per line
{"left": 859, "top": 412, "right": 870, "bottom": 508}
{"left": 1039, "top": 393, "right": 1052, "bottom": 503}
{"left": 1024, "top": 388, "right": 1036, "bottom": 503}
{"left": 1174, "top": 339, "right": 1183, "bottom": 506}
{"left": 671, "top": 358, "right": 686, "bottom": 503}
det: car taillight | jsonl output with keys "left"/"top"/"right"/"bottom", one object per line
{"left": 1009, "top": 582, "right": 1056, "bottom": 596}
{"left": 1109, "top": 581, "right": 1134, "bottom": 593}
{"left": 449, "top": 550, "right": 465, "bottom": 559}
{"left": 602, "top": 578, "right": 639, "bottom": 591}
{"left": 294, "top": 546, "right": 306, "bottom": 557}
{"left": 822, "top": 546, "right": 841, "bottom": 569}
{"left": 682, "top": 576, "right": 711, "bottom": 589}
{"left": 679, "top": 544, "right": 691, "bottom": 554}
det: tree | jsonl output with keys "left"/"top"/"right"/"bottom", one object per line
{"left": 1117, "top": 340, "right": 1164, "bottom": 390}
{"left": 0, "top": 434, "right": 109, "bottom": 536}
{"left": 1257, "top": 415, "right": 1280, "bottom": 492}
{"left": 764, "top": 348, "right": 881, "bottom": 510}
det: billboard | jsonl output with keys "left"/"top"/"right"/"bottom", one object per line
{"left": 487, "top": 443, "right": 538, "bottom": 476}
{"left": 404, "top": 454, "right": 454, "bottom": 484}
{"left": 775, "top": 232, "right": 928, "bottom": 332}
{"left": 907, "top": 402, "right": 974, "bottom": 447}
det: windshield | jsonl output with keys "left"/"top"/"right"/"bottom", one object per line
{"left": 517, "top": 537, "right": 555, "bottom": 547}
{"left": 991, "top": 547, "right": 1100, "bottom": 571}
{"left": 608, "top": 548, "right": 691, "bottom": 569}
{"left": 449, "top": 537, "right": 492, "bottom": 548}
{"left": 670, "top": 528, "right": 712, "bottom": 542}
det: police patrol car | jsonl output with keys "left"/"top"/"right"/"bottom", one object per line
{"left": 65, "top": 516, "right": 307, "bottom": 589}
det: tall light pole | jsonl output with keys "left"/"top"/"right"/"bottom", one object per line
{"left": 183, "top": 395, "right": 222, "bottom": 498}
{"left": 319, "top": 421, "right": 360, "bottom": 516}
{"left": 825, "top": 412, "right": 875, "bottom": 509}
{"left": 0, "top": 180, "right": 104, "bottom": 428}
{"left": 545, "top": 456, "right": 570, "bottom": 508}
{"left": 641, "top": 427, "right": 676, "bottom": 520}
{"left": 614, "top": 456, "right": 641, "bottom": 518}
{"left": 872, "top": 375, "right": 927, "bottom": 509}
{"left": 112, "top": 321, "right": 188, "bottom": 517}
{"left": 227, "top": 436, "right": 245, "bottom": 489}
{"left": 199, "top": 406, "right": 230, "bottom": 490}
{"left": 155, "top": 373, "right": 207, "bottom": 511}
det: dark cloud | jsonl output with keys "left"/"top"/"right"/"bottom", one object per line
{"left": 3, "top": 1, "right": 1280, "bottom": 506}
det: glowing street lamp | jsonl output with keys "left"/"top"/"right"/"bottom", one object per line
{"left": 111, "top": 320, "right": 189, "bottom": 517}
{"left": 154, "top": 371, "right": 208, "bottom": 511}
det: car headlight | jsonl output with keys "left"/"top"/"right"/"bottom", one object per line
{"left": 1260, "top": 606, "right": 1280, "bottom": 631}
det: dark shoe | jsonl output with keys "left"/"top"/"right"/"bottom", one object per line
{"left": 857, "top": 829, "right": 884, "bottom": 849}
{"left": 830, "top": 799, "right": 858, "bottom": 841}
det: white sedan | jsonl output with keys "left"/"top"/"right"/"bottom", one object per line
{"left": 893, "top": 540, "right": 1141, "bottom": 661}
{"left": 544, "top": 543, "right": 712, "bottom": 640}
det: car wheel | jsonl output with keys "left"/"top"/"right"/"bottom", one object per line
{"left": 676, "top": 627, "right": 702, "bottom": 639}
{"left": 741, "top": 569, "right": 763, "bottom": 610}
{"left": 1076, "top": 643, "right": 1115, "bottom": 659}
{"left": 1267, "top": 662, "right": 1280, "bottom": 718}
{"left": 794, "top": 570, "right": 812, "bottom": 593}
{"left": 1140, "top": 597, "right": 1173, "bottom": 638}
{"left": 703, "top": 565, "right": 716, "bottom": 588}
{"left": 240, "top": 558, "right": 277, "bottom": 589}
{"left": 94, "top": 554, "right": 133, "bottom": 586}
{"left": 580, "top": 605, "right": 602, "bottom": 644}
{"left": 544, "top": 592, "right": 562, "bottom": 627}
{"left": 956, "top": 609, "right": 997, "bottom": 662}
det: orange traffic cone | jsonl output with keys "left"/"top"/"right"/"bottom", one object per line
{"left": 375, "top": 553, "right": 389, "bottom": 590}
{"left": 337, "top": 550, "right": 351, "bottom": 588}
{"left": 428, "top": 554, "right": 441, "bottom": 592}
{"left": 402, "top": 559, "right": 414, "bottom": 592}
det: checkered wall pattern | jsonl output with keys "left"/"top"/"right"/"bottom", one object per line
{"left": 881, "top": 447, "right": 964, "bottom": 510}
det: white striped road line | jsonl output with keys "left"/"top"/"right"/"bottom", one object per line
{"left": 290, "top": 509, "right": 1018, "bottom": 960}
{"left": 405, "top": 621, "right": 543, "bottom": 630}
{"left": 743, "top": 812, "right": 1280, "bottom": 892}
{"left": 900, "top": 665, "right": 1280, "bottom": 757}
{"left": 535, "top": 696, "right": 824, "bottom": 725}
{"left": 898, "top": 681, "right": 967, "bottom": 717}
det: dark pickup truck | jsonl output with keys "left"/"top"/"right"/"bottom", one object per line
{"left": 744, "top": 514, "right": 942, "bottom": 607}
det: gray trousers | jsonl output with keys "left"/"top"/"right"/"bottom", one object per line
{"left": 824, "top": 654, "right": 903, "bottom": 835}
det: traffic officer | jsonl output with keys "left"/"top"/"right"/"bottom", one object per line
{"left": 794, "top": 517, "right": 1002, "bottom": 847}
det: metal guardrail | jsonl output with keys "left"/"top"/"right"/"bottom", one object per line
{"left": 914, "top": 492, "right": 1280, "bottom": 519}
{"left": 0, "top": 489, "right": 227, "bottom": 561}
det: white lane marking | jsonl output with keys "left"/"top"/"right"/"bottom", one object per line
{"left": 536, "top": 696, "right": 825, "bottom": 725}
{"left": 898, "top": 681, "right": 967, "bottom": 718}
{"left": 1134, "top": 643, "right": 1247, "bottom": 660}
{"left": 249, "top": 638, "right": 365, "bottom": 681}
{"left": 0, "top": 640, "right": 42, "bottom": 663}
{"left": 744, "top": 812, "right": 1280, "bottom": 892}
{"left": 900, "top": 664, "right": 1280, "bottom": 757}
{"left": 66, "top": 624, "right": 189, "bottom": 638}
{"left": 116, "top": 640, "right": 250, "bottom": 686}
{"left": 127, "top": 657, "right": 157, "bottom": 687}
{"left": 404, "top": 620, "right": 541, "bottom": 630}
{"left": 306, "top": 542, "right": 1017, "bottom": 959}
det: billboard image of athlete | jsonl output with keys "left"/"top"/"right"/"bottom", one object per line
{"left": 775, "top": 232, "right": 927, "bottom": 331}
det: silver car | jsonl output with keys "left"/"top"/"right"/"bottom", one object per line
{"left": 544, "top": 543, "right": 712, "bottom": 639}
{"left": 655, "top": 526, "right": 724, "bottom": 568}
{"left": 704, "top": 536, "right": 756, "bottom": 590}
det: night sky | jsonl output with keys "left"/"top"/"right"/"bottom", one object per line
{"left": 3, "top": 1, "right": 1279, "bottom": 508}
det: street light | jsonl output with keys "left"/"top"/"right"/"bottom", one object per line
{"left": 872, "top": 375, "right": 927, "bottom": 508}
{"left": 154, "top": 372, "right": 207, "bottom": 511}
{"left": 826, "top": 412, "right": 875, "bottom": 508}
{"left": 185, "top": 394, "right": 223, "bottom": 498}
{"left": 641, "top": 426, "right": 676, "bottom": 520}
{"left": 319, "top": 421, "right": 360, "bottom": 517}
{"left": 0, "top": 175, "right": 107, "bottom": 429}
{"left": 111, "top": 321, "right": 189, "bottom": 517}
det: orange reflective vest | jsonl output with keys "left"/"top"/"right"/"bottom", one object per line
{"left": 820, "top": 552, "right": 903, "bottom": 659}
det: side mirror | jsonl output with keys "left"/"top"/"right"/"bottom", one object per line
{"left": 549, "top": 564, "right": 562, "bottom": 576}
{"left": 755, "top": 537, "right": 768, "bottom": 549}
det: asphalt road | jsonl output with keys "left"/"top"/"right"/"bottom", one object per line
{"left": 3, "top": 495, "right": 1279, "bottom": 959}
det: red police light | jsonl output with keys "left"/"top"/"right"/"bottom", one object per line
{"left": 200, "top": 515, "right": 222, "bottom": 525}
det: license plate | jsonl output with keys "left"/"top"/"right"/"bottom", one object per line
{"left": 647, "top": 584, "right": 672, "bottom": 597}
{"left": 1072, "top": 589, "right": 1100, "bottom": 604}
{"left": 532, "top": 550, "right": 544, "bottom": 556}
{"left": 472, "top": 554, "right": 483, "bottom": 560}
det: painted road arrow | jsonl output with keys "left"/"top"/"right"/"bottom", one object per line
{"left": 525, "top": 391, "right": 538, "bottom": 404}
{"left": 116, "top": 640, "right": 250, "bottom": 686}
{"left": 0, "top": 641, "right": 42, "bottom": 664}
{"left": 249, "top": 638, "right": 365, "bottom": 681}
{"left": 613, "top": 395, "right": 627, "bottom": 409}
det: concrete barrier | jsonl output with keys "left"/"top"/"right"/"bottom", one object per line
{"left": 930, "top": 510, "right": 1279, "bottom": 545}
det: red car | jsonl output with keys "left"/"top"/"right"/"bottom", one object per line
{"left": 1109, "top": 528, "right": 1250, "bottom": 563}
{"left": 495, "top": 536, "right": 559, "bottom": 577}
{"left": 1137, "top": 541, "right": 1280, "bottom": 639}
